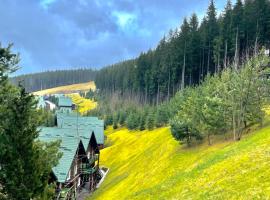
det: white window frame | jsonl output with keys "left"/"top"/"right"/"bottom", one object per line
{"left": 67, "top": 170, "right": 71, "bottom": 180}
{"left": 77, "top": 177, "right": 81, "bottom": 187}
{"left": 74, "top": 164, "right": 77, "bottom": 176}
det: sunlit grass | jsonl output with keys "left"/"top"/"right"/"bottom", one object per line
{"left": 68, "top": 93, "right": 97, "bottom": 115}
{"left": 33, "top": 81, "right": 96, "bottom": 95}
{"left": 263, "top": 106, "right": 270, "bottom": 116}
{"left": 90, "top": 124, "right": 270, "bottom": 200}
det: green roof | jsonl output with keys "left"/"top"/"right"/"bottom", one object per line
{"left": 38, "top": 128, "right": 82, "bottom": 183}
{"left": 56, "top": 113, "right": 104, "bottom": 144}
{"left": 58, "top": 96, "right": 73, "bottom": 107}
{"left": 39, "top": 127, "right": 94, "bottom": 156}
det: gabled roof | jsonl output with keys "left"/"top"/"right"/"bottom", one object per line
{"left": 38, "top": 128, "right": 82, "bottom": 183}
{"left": 58, "top": 96, "right": 73, "bottom": 107}
{"left": 56, "top": 113, "right": 104, "bottom": 145}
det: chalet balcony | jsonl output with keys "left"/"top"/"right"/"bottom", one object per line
{"left": 80, "top": 163, "right": 98, "bottom": 174}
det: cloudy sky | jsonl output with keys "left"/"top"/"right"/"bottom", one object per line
{"left": 0, "top": 0, "right": 233, "bottom": 75}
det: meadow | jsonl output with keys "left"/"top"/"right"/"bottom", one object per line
{"left": 90, "top": 124, "right": 270, "bottom": 200}
{"left": 33, "top": 81, "right": 96, "bottom": 95}
{"left": 68, "top": 93, "right": 97, "bottom": 114}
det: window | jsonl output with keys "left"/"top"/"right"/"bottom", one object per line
{"left": 67, "top": 170, "right": 71, "bottom": 180}
{"left": 74, "top": 164, "right": 77, "bottom": 175}
{"left": 77, "top": 177, "right": 81, "bottom": 187}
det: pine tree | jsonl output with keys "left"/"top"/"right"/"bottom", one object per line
{"left": 118, "top": 110, "right": 126, "bottom": 126}
{"left": 139, "top": 112, "right": 146, "bottom": 131}
{"left": 232, "top": 0, "right": 244, "bottom": 65}
{"left": 113, "top": 113, "right": 119, "bottom": 129}
{"left": 0, "top": 44, "right": 61, "bottom": 199}
{"left": 179, "top": 18, "right": 190, "bottom": 90}
{"left": 206, "top": 0, "right": 219, "bottom": 73}
{"left": 221, "top": 0, "right": 233, "bottom": 67}
{"left": 146, "top": 110, "right": 155, "bottom": 130}
{"left": 126, "top": 112, "right": 140, "bottom": 130}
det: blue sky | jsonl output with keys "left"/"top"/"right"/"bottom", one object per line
{"left": 0, "top": 0, "right": 233, "bottom": 75}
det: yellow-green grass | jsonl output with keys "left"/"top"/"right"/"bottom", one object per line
{"left": 90, "top": 125, "right": 270, "bottom": 200}
{"left": 67, "top": 93, "right": 97, "bottom": 114}
{"left": 33, "top": 81, "right": 96, "bottom": 96}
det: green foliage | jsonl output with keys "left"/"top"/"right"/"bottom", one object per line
{"left": 126, "top": 112, "right": 140, "bottom": 130}
{"left": 118, "top": 110, "right": 127, "bottom": 126}
{"left": 105, "top": 114, "right": 113, "bottom": 127}
{"left": 113, "top": 113, "right": 119, "bottom": 129}
{"left": 139, "top": 110, "right": 147, "bottom": 131}
{"left": 38, "top": 109, "right": 56, "bottom": 127}
{"left": 155, "top": 103, "right": 170, "bottom": 127}
{"left": 94, "top": 0, "right": 270, "bottom": 104}
{"left": 0, "top": 44, "right": 61, "bottom": 199}
{"left": 146, "top": 110, "right": 155, "bottom": 130}
{"left": 38, "top": 183, "right": 57, "bottom": 200}
{"left": 170, "top": 118, "right": 202, "bottom": 146}
{"left": 85, "top": 89, "right": 99, "bottom": 101}
{"left": 170, "top": 52, "right": 270, "bottom": 145}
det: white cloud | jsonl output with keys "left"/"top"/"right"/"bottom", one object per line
{"left": 112, "top": 11, "right": 137, "bottom": 30}
{"left": 40, "top": 0, "right": 57, "bottom": 9}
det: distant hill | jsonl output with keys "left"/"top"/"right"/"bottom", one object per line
{"left": 11, "top": 69, "right": 96, "bottom": 92}
{"left": 33, "top": 81, "right": 96, "bottom": 95}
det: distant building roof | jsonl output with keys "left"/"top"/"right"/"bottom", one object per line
{"left": 58, "top": 96, "right": 73, "bottom": 107}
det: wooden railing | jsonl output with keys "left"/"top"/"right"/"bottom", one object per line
{"left": 56, "top": 184, "right": 76, "bottom": 200}
{"left": 80, "top": 164, "right": 98, "bottom": 174}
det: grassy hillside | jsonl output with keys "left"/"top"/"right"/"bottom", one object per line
{"left": 33, "top": 81, "right": 95, "bottom": 95}
{"left": 68, "top": 93, "right": 97, "bottom": 114}
{"left": 90, "top": 125, "right": 270, "bottom": 200}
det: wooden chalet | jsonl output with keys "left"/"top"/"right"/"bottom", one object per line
{"left": 39, "top": 127, "right": 101, "bottom": 199}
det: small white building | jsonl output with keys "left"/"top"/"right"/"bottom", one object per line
{"left": 45, "top": 100, "right": 56, "bottom": 111}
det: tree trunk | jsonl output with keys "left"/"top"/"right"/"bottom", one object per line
{"left": 217, "top": 49, "right": 220, "bottom": 73}
{"left": 202, "top": 47, "right": 205, "bottom": 78}
{"left": 181, "top": 43, "right": 186, "bottom": 90}
{"left": 224, "top": 40, "right": 228, "bottom": 68}
{"left": 189, "top": 72, "right": 192, "bottom": 85}
{"left": 156, "top": 82, "right": 160, "bottom": 105}
{"left": 145, "top": 86, "right": 148, "bottom": 104}
{"left": 167, "top": 70, "right": 170, "bottom": 101}
{"left": 207, "top": 134, "right": 211, "bottom": 145}
{"left": 187, "top": 128, "right": 191, "bottom": 147}
{"left": 199, "top": 49, "right": 202, "bottom": 83}
{"left": 234, "top": 27, "right": 239, "bottom": 70}
{"left": 254, "top": 20, "right": 259, "bottom": 56}
{"left": 233, "top": 110, "right": 236, "bottom": 141}
{"left": 207, "top": 42, "right": 210, "bottom": 74}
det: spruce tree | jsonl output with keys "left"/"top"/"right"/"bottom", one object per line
{"left": 146, "top": 110, "right": 155, "bottom": 130}
{"left": 113, "top": 113, "right": 119, "bottom": 129}
{"left": 0, "top": 44, "right": 61, "bottom": 199}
